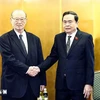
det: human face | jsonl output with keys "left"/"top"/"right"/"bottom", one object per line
{"left": 62, "top": 14, "right": 78, "bottom": 34}
{"left": 11, "top": 10, "right": 27, "bottom": 33}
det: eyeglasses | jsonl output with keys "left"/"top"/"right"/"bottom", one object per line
{"left": 12, "top": 17, "right": 26, "bottom": 22}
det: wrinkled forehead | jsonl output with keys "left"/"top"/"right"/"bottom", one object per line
{"left": 11, "top": 10, "right": 26, "bottom": 18}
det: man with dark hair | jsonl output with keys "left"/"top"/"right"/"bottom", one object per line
{"left": 0, "top": 9, "right": 46, "bottom": 100}
{"left": 33, "top": 11, "right": 94, "bottom": 100}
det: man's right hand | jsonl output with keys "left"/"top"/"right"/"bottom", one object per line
{"left": 26, "top": 66, "right": 40, "bottom": 77}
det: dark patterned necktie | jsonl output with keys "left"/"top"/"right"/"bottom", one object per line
{"left": 66, "top": 36, "right": 71, "bottom": 53}
{"left": 19, "top": 35, "right": 27, "bottom": 55}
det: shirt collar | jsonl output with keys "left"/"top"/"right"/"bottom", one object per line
{"left": 67, "top": 29, "right": 77, "bottom": 37}
{"left": 14, "top": 29, "right": 26, "bottom": 38}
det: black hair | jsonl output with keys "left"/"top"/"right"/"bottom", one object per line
{"left": 62, "top": 11, "right": 78, "bottom": 22}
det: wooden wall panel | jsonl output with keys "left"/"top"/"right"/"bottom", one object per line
{"left": 62, "top": 0, "right": 94, "bottom": 34}
{"left": 0, "top": 0, "right": 100, "bottom": 100}
{"left": 0, "top": 0, "right": 23, "bottom": 33}
{"left": 24, "top": 1, "right": 60, "bottom": 100}
{"left": 23, "top": 1, "right": 60, "bottom": 100}
{"left": 93, "top": 2, "right": 100, "bottom": 71}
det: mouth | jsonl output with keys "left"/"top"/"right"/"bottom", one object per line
{"left": 65, "top": 28, "right": 71, "bottom": 30}
{"left": 17, "top": 25, "right": 22, "bottom": 27}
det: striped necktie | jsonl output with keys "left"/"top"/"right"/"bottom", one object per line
{"left": 19, "top": 35, "right": 27, "bottom": 56}
{"left": 66, "top": 36, "right": 71, "bottom": 53}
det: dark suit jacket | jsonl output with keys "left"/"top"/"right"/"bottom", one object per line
{"left": 0, "top": 30, "right": 46, "bottom": 98}
{"left": 38, "top": 29, "right": 94, "bottom": 90}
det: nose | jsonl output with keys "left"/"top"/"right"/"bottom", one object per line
{"left": 67, "top": 22, "right": 71, "bottom": 25}
{"left": 17, "top": 19, "right": 22, "bottom": 23}
{"left": 65, "top": 22, "right": 70, "bottom": 27}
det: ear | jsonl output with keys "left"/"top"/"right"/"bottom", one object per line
{"left": 10, "top": 18, "right": 12, "bottom": 23}
{"left": 25, "top": 18, "right": 27, "bottom": 22}
{"left": 24, "top": 18, "right": 27, "bottom": 24}
{"left": 76, "top": 21, "right": 78, "bottom": 27}
{"left": 10, "top": 18, "right": 13, "bottom": 26}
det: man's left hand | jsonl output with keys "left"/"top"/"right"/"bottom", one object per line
{"left": 83, "top": 84, "right": 92, "bottom": 98}
{"left": 40, "top": 85, "right": 45, "bottom": 91}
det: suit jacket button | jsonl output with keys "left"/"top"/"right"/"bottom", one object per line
{"left": 64, "top": 74, "right": 66, "bottom": 76}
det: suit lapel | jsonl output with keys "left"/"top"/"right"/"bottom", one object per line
{"left": 26, "top": 32, "right": 31, "bottom": 58}
{"left": 10, "top": 30, "right": 27, "bottom": 57}
{"left": 67, "top": 30, "right": 82, "bottom": 55}
{"left": 61, "top": 32, "right": 67, "bottom": 56}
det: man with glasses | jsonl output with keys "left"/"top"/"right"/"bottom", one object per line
{"left": 0, "top": 9, "right": 46, "bottom": 100}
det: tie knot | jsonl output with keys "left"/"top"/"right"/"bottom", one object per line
{"left": 68, "top": 36, "right": 71, "bottom": 40}
{"left": 19, "top": 35, "right": 23, "bottom": 38}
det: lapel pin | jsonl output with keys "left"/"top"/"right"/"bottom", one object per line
{"left": 75, "top": 37, "right": 78, "bottom": 40}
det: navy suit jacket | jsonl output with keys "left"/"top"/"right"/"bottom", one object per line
{"left": 0, "top": 30, "right": 46, "bottom": 98}
{"left": 39, "top": 29, "right": 94, "bottom": 90}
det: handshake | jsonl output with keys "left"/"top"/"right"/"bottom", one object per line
{"left": 26, "top": 66, "right": 40, "bottom": 77}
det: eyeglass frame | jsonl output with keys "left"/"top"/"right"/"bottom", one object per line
{"left": 11, "top": 17, "right": 26, "bottom": 22}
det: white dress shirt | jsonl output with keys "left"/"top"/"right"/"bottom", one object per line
{"left": 14, "top": 30, "right": 28, "bottom": 53}
{"left": 66, "top": 29, "right": 77, "bottom": 47}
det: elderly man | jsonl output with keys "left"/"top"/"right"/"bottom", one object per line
{"left": 0, "top": 9, "right": 46, "bottom": 100}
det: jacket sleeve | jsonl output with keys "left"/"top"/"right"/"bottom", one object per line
{"left": 85, "top": 35, "right": 94, "bottom": 86}
{"left": 37, "top": 38, "right": 46, "bottom": 86}
{"left": 38, "top": 35, "right": 58, "bottom": 72}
